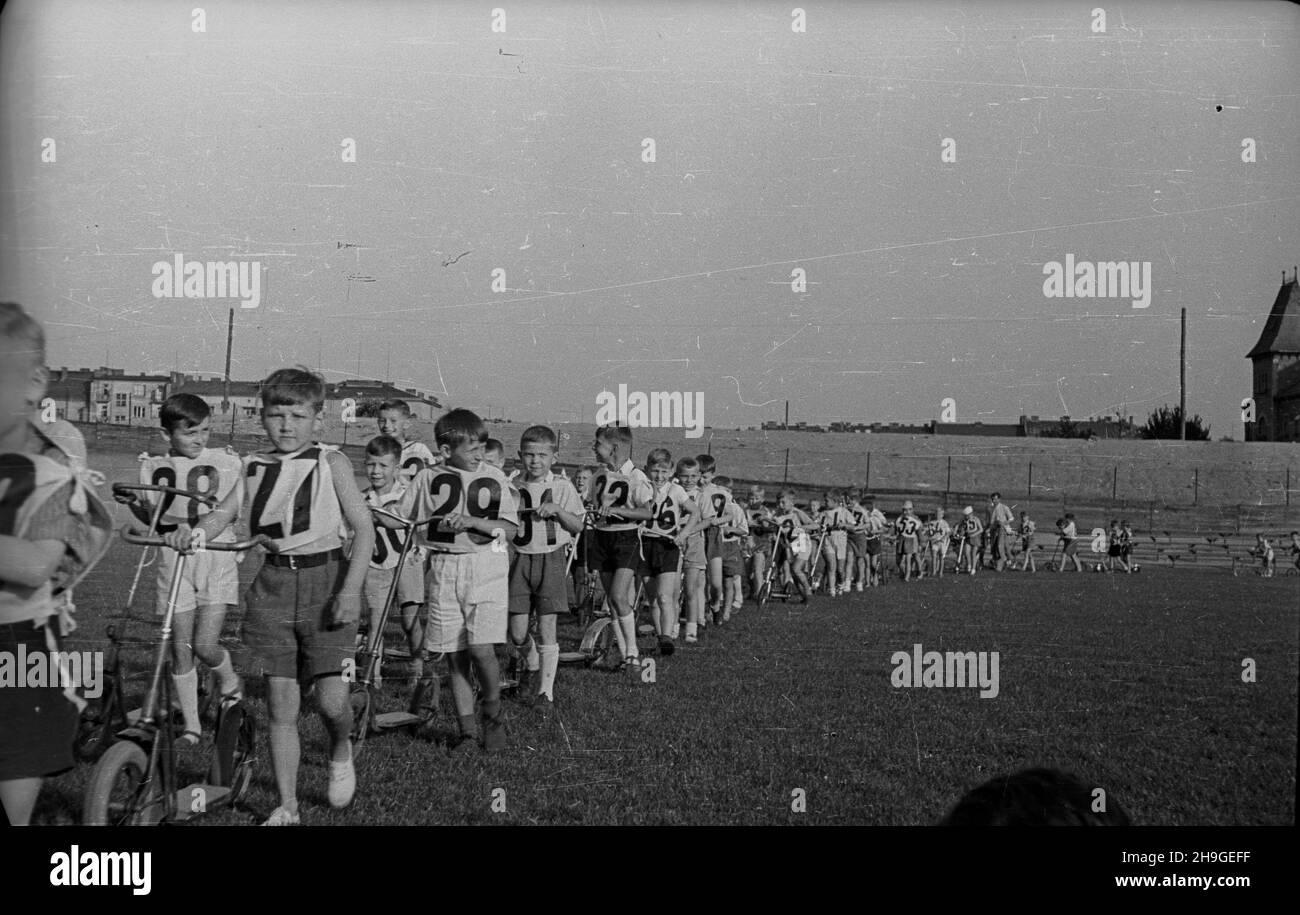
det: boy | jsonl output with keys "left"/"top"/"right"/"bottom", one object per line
{"left": 858, "top": 495, "right": 887, "bottom": 586}
{"left": 745, "top": 485, "right": 778, "bottom": 602}
{"left": 1119, "top": 520, "right": 1134, "bottom": 573}
{"left": 569, "top": 465, "right": 598, "bottom": 609}
{"left": 1057, "top": 513, "right": 1082, "bottom": 572}
{"left": 391, "top": 409, "right": 519, "bottom": 751}
{"left": 925, "top": 507, "right": 951, "bottom": 578}
{"left": 1017, "top": 511, "right": 1037, "bottom": 572}
{"left": 818, "top": 490, "right": 852, "bottom": 595}
{"left": 1253, "top": 533, "right": 1275, "bottom": 577}
{"left": 641, "top": 449, "right": 702, "bottom": 651}
{"left": 509, "top": 426, "right": 584, "bottom": 711}
{"left": 676, "top": 457, "right": 709, "bottom": 641}
{"left": 483, "top": 437, "right": 506, "bottom": 471}
{"left": 894, "top": 501, "right": 922, "bottom": 581}
{"left": 713, "top": 476, "right": 749, "bottom": 621}
{"left": 587, "top": 425, "right": 654, "bottom": 667}
{"left": 174, "top": 367, "right": 374, "bottom": 825}
{"left": 1105, "top": 519, "right": 1123, "bottom": 573}
{"left": 0, "top": 303, "right": 112, "bottom": 825}
{"left": 359, "top": 435, "right": 426, "bottom": 696}
{"left": 1290, "top": 531, "right": 1300, "bottom": 575}
{"left": 772, "top": 490, "right": 815, "bottom": 603}
{"left": 117, "top": 393, "right": 245, "bottom": 744}
{"left": 956, "top": 507, "right": 983, "bottom": 575}
{"left": 696, "top": 454, "right": 730, "bottom": 621}
{"left": 844, "top": 489, "right": 869, "bottom": 590}
{"left": 377, "top": 399, "right": 437, "bottom": 479}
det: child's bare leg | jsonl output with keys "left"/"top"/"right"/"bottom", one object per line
{"left": 266, "top": 675, "right": 303, "bottom": 814}
{"left": 0, "top": 777, "right": 41, "bottom": 826}
{"left": 400, "top": 602, "right": 425, "bottom": 680}
{"left": 656, "top": 572, "right": 678, "bottom": 635}
{"left": 313, "top": 674, "right": 353, "bottom": 763}
{"left": 605, "top": 568, "right": 641, "bottom": 660}
{"left": 707, "top": 557, "right": 724, "bottom": 614}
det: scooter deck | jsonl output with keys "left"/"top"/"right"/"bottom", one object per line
{"left": 372, "top": 711, "right": 422, "bottom": 730}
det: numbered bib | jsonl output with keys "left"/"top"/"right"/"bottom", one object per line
{"left": 244, "top": 446, "right": 345, "bottom": 553}
{"left": 513, "top": 475, "right": 581, "bottom": 554}
{"left": 400, "top": 441, "right": 436, "bottom": 481}
{"left": 409, "top": 464, "right": 519, "bottom": 553}
{"left": 140, "top": 449, "right": 243, "bottom": 538}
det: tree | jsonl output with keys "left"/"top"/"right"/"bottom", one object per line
{"left": 1039, "top": 417, "right": 1089, "bottom": 439}
{"left": 1140, "top": 404, "right": 1210, "bottom": 441}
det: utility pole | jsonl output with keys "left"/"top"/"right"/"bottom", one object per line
{"left": 784, "top": 400, "right": 790, "bottom": 428}
{"left": 223, "top": 307, "right": 235, "bottom": 441}
{"left": 1179, "top": 307, "right": 1187, "bottom": 441}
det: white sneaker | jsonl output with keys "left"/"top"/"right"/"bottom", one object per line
{"left": 328, "top": 745, "right": 356, "bottom": 809}
{"left": 262, "top": 806, "right": 301, "bottom": 826}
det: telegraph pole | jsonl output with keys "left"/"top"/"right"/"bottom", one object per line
{"left": 223, "top": 307, "right": 235, "bottom": 441}
{"left": 1179, "top": 307, "right": 1186, "bottom": 441}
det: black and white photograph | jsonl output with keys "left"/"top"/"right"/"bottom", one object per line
{"left": 0, "top": 0, "right": 1295, "bottom": 877}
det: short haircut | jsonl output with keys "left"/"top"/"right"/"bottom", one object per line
{"left": 435, "top": 408, "right": 487, "bottom": 449}
{"left": 159, "top": 393, "right": 211, "bottom": 432}
{"left": 0, "top": 302, "right": 45, "bottom": 363}
{"left": 365, "top": 434, "right": 402, "bottom": 460}
{"left": 779, "top": 489, "right": 796, "bottom": 501}
{"left": 714, "top": 474, "right": 732, "bottom": 489}
{"left": 990, "top": 492, "right": 1001, "bottom": 499}
{"left": 1065, "top": 512, "right": 1075, "bottom": 519}
{"left": 261, "top": 367, "right": 326, "bottom": 410}
{"left": 378, "top": 399, "right": 411, "bottom": 417}
{"left": 940, "top": 768, "right": 1131, "bottom": 826}
{"left": 696, "top": 454, "right": 717, "bottom": 473}
{"left": 484, "top": 437, "right": 504, "bottom": 455}
{"left": 577, "top": 464, "right": 598, "bottom": 476}
{"left": 519, "top": 425, "right": 558, "bottom": 451}
{"left": 847, "top": 488, "right": 861, "bottom": 502}
{"left": 646, "top": 447, "right": 673, "bottom": 468}
{"left": 596, "top": 423, "right": 633, "bottom": 449}
{"left": 675, "top": 457, "right": 699, "bottom": 475}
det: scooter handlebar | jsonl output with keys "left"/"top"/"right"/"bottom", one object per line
{"left": 120, "top": 524, "right": 279, "bottom": 553}
{"left": 112, "top": 482, "right": 218, "bottom": 507}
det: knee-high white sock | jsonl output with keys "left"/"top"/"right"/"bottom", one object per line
{"left": 172, "top": 668, "right": 200, "bottom": 734}
{"left": 525, "top": 635, "right": 540, "bottom": 672}
{"left": 538, "top": 644, "right": 559, "bottom": 699}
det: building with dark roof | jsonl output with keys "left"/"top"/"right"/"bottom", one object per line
{"left": 1246, "top": 271, "right": 1300, "bottom": 442}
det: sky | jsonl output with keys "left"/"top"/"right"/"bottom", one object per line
{"left": 2, "top": 0, "right": 1297, "bottom": 438}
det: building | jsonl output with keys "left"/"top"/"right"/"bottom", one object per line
{"left": 1246, "top": 271, "right": 1300, "bottom": 442}
{"left": 326, "top": 380, "right": 442, "bottom": 422}
{"left": 44, "top": 367, "right": 96, "bottom": 422}
{"left": 88, "top": 370, "right": 171, "bottom": 426}
{"left": 169, "top": 376, "right": 264, "bottom": 421}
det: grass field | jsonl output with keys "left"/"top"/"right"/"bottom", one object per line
{"left": 30, "top": 441, "right": 1298, "bottom": 824}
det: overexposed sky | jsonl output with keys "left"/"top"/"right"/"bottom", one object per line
{"left": 2, "top": 0, "right": 1297, "bottom": 437}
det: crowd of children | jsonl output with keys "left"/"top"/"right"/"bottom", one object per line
{"left": 3, "top": 298, "right": 1296, "bottom": 825}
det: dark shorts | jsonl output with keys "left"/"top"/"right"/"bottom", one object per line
{"left": 721, "top": 540, "right": 745, "bottom": 577}
{"left": 1120, "top": 545, "right": 1132, "bottom": 559}
{"left": 0, "top": 620, "right": 79, "bottom": 781}
{"left": 241, "top": 554, "right": 357, "bottom": 684}
{"left": 1107, "top": 543, "right": 1121, "bottom": 557}
{"left": 848, "top": 532, "right": 870, "bottom": 557}
{"left": 704, "top": 526, "right": 723, "bottom": 562}
{"left": 508, "top": 549, "right": 569, "bottom": 616}
{"left": 587, "top": 528, "right": 641, "bottom": 575}
{"left": 862, "top": 536, "right": 882, "bottom": 557}
{"left": 641, "top": 537, "right": 682, "bottom": 577}
{"left": 751, "top": 534, "right": 775, "bottom": 558}
{"left": 1063, "top": 540, "right": 1078, "bottom": 557}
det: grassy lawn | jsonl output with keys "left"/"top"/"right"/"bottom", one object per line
{"left": 36, "top": 533, "right": 1297, "bottom": 824}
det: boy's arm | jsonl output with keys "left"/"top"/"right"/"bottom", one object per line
{"left": 0, "top": 536, "right": 65, "bottom": 588}
{"left": 327, "top": 451, "right": 373, "bottom": 626}
{"left": 164, "top": 486, "right": 241, "bottom": 553}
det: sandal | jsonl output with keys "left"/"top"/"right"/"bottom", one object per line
{"left": 262, "top": 806, "right": 301, "bottom": 826}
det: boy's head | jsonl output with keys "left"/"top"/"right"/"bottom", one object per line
{"left": 1065, "top": 512, "right": 1075, "bottom": 521}
{"left": 517, "top": 425, "right": 558, "bottom": 480}
{"left": 810, "top": 499, "right": 822, "bottom": 514}
{"left": 159, "top": 393, "right": 212, "bottom": 458}
{"left": 713, "top": 474, "right": 732, "bottom": 492}
{"left": 847, "top": 488, "right": 862, "bottom": 505}
{"left": 990, "top": 492, "right": 1001, "bottom": 503}
{"left": 941, "top": 768, "right": 1131, "bottom": 826}
{"left": 747, "top": 485, "right": 765, "bottom": 506}
{"left": 646, "top": 447, "right": 674, "bottom": 485}
{"left": 935, "top": 508, "right": 945, "bottom": 519}
{"left": 435, "top": 408, "right": 488, "bottom": 470}
{"left": 483, "top": 437, "right": 505, "bottom": 469}
{"left": 675, "top": 457, "right": 700, "bottom": 489}
{"left": 696, "top": 453, "right": 716, "bottom": 481}
{"left": 778, "top": 489, "right": 796, "bottom": 511}
{"left": 260, "top": 367, "right": 325, "bottom": 453}
{"left": 1291, "top": 531, "right": 1299, "bottom": 539}
{"left": 903, "top": 500, "right": 914, "bottom": 515}
{"left": 0, "top": 302, "right": 47, "bottom": 438}
{"left": 1122, "top": 520, "right": 1131, "bottom": 528}
{"left": 592, "top": 424, "right": 633, "bottom": 468}
{"left": 376, "top": 399, "right": 412, "bottom": 441}
{"left": 1109, "top": 519, "right": 1119, "bottom": 528}
{"left": 574, "top": 465, "right": 596, "bottom": 492}
{"left": 1020, "top": 510, "right": 1028, "bottom": 519}
{"left": 364, "top": 435, "right": 402, "bottom": 492}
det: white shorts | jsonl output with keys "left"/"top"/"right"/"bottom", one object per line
{"left": 827, "top": 531, "right": 848, "bottom": 561}
{"left": 423, "top": 550, "right": 508, "bottom": 652}
{"left": 154, "top": 546, "right": 240, "bottom": 615}
{"left": 363, "top": 553, "right": 426, "bottom": 621}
